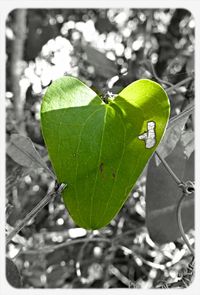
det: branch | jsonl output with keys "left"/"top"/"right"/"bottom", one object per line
{"left": 6, "top": 183, "right": 67, "bottom": 245}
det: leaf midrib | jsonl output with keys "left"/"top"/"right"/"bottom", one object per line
{"left": 97, "top": 111, "right": 127, "bottom": 227}
{"left": 89, "top": 107, "right": 108, "bottom": 228}
{"left": 74, "top": 107, "right": 104, "bottom": 227}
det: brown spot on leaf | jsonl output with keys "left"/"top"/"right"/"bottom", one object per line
{"left": 99, "top": 162, "right": 104, "bottom": 173}
{"left": 112, "top": 172, "right": 116, "bottom": 179}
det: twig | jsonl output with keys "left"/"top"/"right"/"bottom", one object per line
{"left": 149, "top": 61, "right": 173, "bottom": 87}
{"left": 19, "top": 237, "right": 112, "bottom": 255}
{"left": 75, "top": 231, "right": 94, "bottom": 281}
{"left": 6, "top": 183, "right": 67, "bottom": 245}
{"left": 109, "top": 264, "right": 131, "bottom": 287}
{"left": 166, "top": 76, "right": 194, "bottom": 94}
{"left": 176, "top": 192, "right": 195, "bottom": 256}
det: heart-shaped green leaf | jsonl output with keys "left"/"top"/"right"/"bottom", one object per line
{"left": 40, "top": 76, "right": 170, "bottom": 229}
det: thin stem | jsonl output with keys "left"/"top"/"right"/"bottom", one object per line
{"left": 155, "top": 151, "right": 182, "bottom": 186}
{"left": 149, "top": 61, "right": 173, "bottom": 87}
{"left": 166, "top": 76, "right": 194, "bottom": 94}
{"left": 6, "top": 184, "right": 66, "bottom": 245}
{"left": 19, "top": 237, "right": 112, "bottom": 255}
{"left": 76, "top": 231, "right": 94, "bottom": 280}
{"left": 176, "top": 194, "right": 195, "bottom": 256}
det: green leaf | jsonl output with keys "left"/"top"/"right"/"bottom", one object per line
{"left": 40, "top": 76, "right": 170, "bottom": 229}
{"left": 146, "top": 141, "right": 194, "bottom": 244}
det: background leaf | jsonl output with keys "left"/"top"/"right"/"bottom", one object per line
{"left": 181, "top": 130, "right": 194, "bottom": 159}
{"left": 84, "top": 45, "right": 118, "bottom": 79}
{"left": 7, "top": 134, "right": 55, "bottom": 179}
{"left": 146, "top": 141, "right": 194, "bottom": 244}
{"left": 6, "top": 258, "right": 22, "bottom": 288}
{"left": 156, "top": 102, "right": 194, "bottom": 165}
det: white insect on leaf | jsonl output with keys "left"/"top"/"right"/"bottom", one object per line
{"left": 138, "top": 121, "right": 156, "bottom": 149}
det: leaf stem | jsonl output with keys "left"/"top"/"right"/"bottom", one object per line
{"left": 155, "top": 151, "right": 182, "bottom": 186}
{"left": 6, "top": 183, "right": 67, "bottom": 245}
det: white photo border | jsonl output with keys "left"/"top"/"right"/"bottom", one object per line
{"left": 0, "top": 1, "right": 199, "bottom": 294}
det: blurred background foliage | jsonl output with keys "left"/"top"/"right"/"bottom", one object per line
{"left": 6, "top": 8, "right": 194, "bottom": 288}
